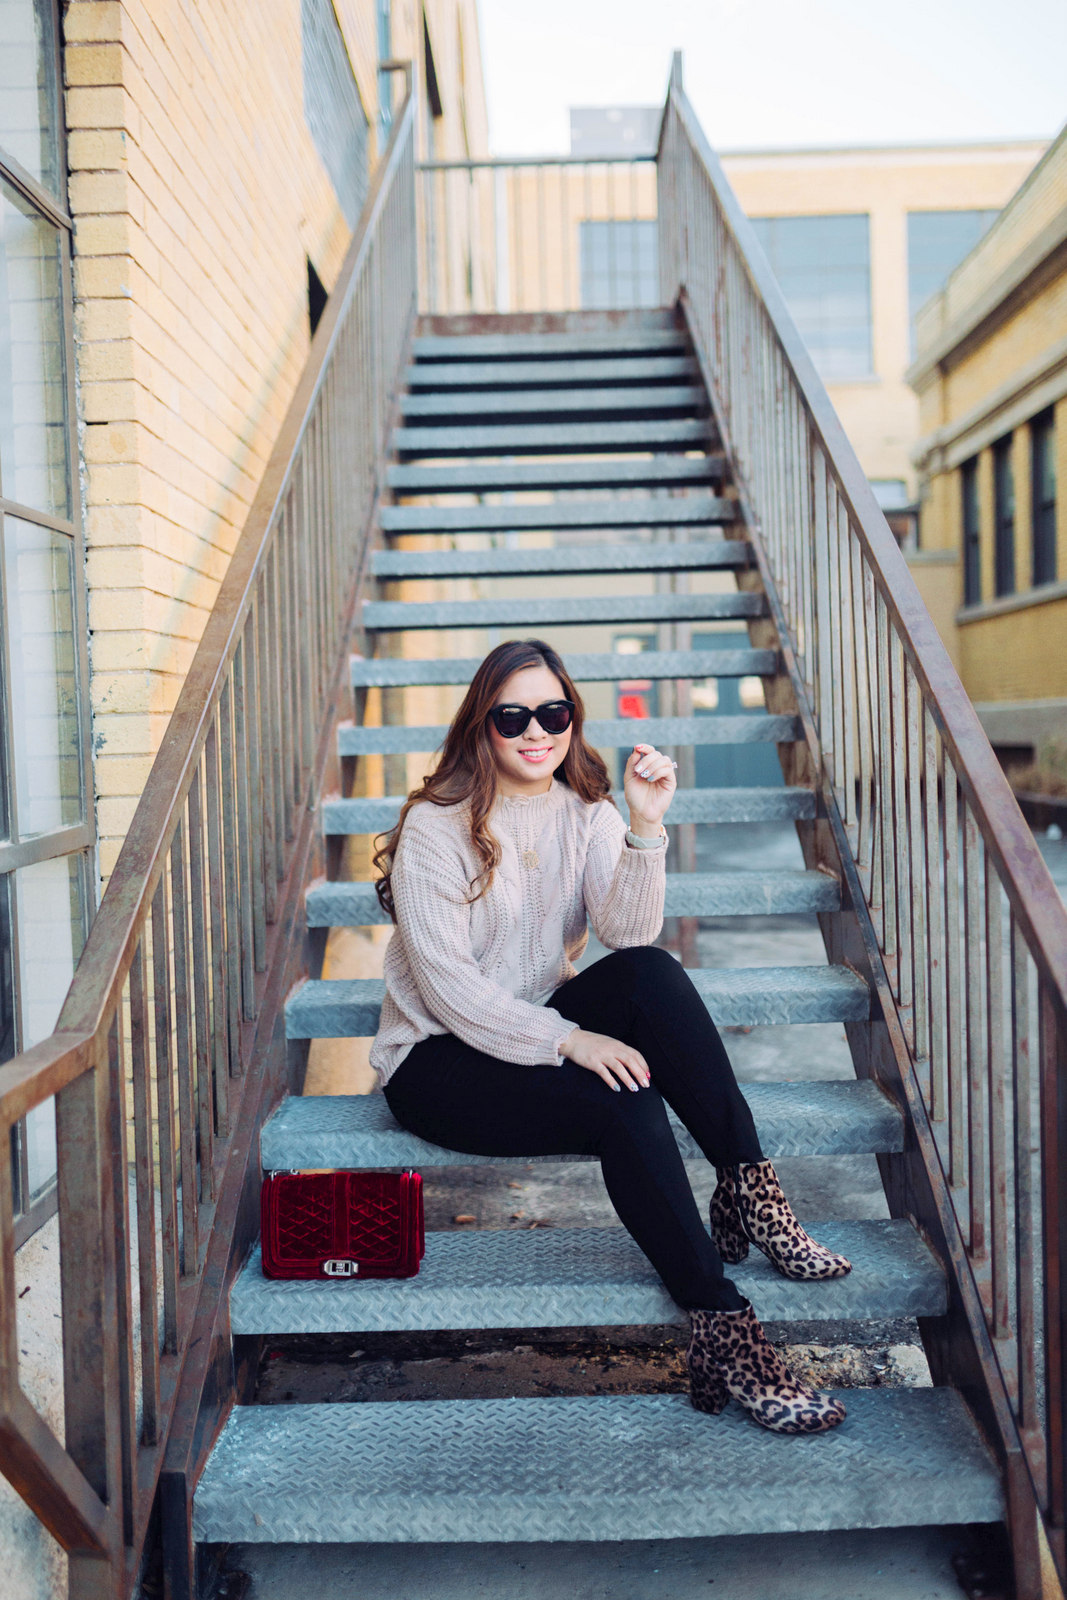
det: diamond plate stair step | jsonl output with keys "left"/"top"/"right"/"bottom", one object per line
{"left": 371, "top": 541, "right": 749, "bottom": 580}
{"left": 323, "top": 786, "right": 816, "bottom": 835}
{"left": 405, "top": 355, "right": 700, "bottom": 389}
{"left": 401, "top": 386, "right": 708, "bottom": 423}
{"left": 230, "top": 1220, "right": 946, "bottom": 1336}
{"left": 379, "top": 495, "right": 733, "bottom": 533}
{"left": 284, "top": 966, "right": 873, "bottom": 1043}
{"left": 393, "top": 420, "right": 711, "bottom": 457}
{"left": 262, "top": 1079, "right": 895, "bottom": 1173}
{"left": 387, "top": 458, "right": 724, "bottom": 495}
{"left": 361, "top": 594, "right": 765, "bottom": 632}
{"left": 305, "top": 871, "right": 840, "bottom": 930}
{"left": 412, "top": 328, "right": 688, "bottom": 361}
{"left": 350, "top": 649, "right": 776, "bottom": 689}
{"left": 338, "top": 714, "right": 800, "bottom": 757}
{"left": 193, "top": 1388, "right": 1002, "bottom": 1545}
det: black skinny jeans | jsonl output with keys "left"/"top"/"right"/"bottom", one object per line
{"left": 383, "top": 945, "right": 764, "bottom": 1312}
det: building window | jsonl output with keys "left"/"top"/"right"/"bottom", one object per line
{"left": 0, "top": 0, "right": 94, "bottom": 1243}
{"left": 301, "top": 0, "right": 370, "bottom": 227}
{"left": 579, "top": 220, "right": 658, "bottom": 310}
{"left": 1031, "top": 409, "right": 1057, "bottom": 587}
{"left": 907, "top": 209, "right": 999, "bottom": 356}
{"left": 378, "top": 0, "right": 393, "bottom": 140}
{"left": 993, "top": 435, "right": 1015, "bottom": 598}
{"left": 749, "top": 214, "right": 872, "bottom": 382}
{"left": 961, "top": 456, "right": 981, "bottom": 606}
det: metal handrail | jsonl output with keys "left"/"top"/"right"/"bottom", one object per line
{"left": 658, "top": 58, "right": 1067, "bottom": 1590}
{"left": 415, "top": 152, "right": 656, "bottom": 314}
{"left": 0, "top": 90, "right": 416, "bottom": 1597}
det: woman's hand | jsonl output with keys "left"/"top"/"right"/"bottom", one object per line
{"left": 560, "top": 1027, "right": 650, "bottom": 1092}
{"left": 623, "top": 743, "right": 677, "bottom": 833}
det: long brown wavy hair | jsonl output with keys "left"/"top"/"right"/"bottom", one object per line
{"left": 372, "top": 638, "right": 614, "bottom": 922}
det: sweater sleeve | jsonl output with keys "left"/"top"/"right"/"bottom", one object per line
{"left": 390, "top": 812, "right": 576, "bottom": 1067}
{"left": 582, "top": 801, "right": 666, "bottom": 949}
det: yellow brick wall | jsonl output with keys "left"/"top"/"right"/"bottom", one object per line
{"left": 913, "top": 247, "right": 1067, "bottom": 708}
{"left": 65, "top": 0, "right": 487, "bottom": 877}
{"left": 959, "top": 595, "right": 1067, "bottom": 702}
{"left": 943, "top": 274, "right": 1067, "bottom": 421}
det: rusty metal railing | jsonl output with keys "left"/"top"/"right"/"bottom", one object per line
{"left": 0, "top": 91, "right": 416, "bottom": 1599}
{"left": 657, "top": 55, "right": 1067, "bottom": 1594}
{"left": 417, "top": 155, "right": 657, "bottom": 314}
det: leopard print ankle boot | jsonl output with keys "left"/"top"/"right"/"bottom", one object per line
{"left": 709, "top": 1167, "right": 749, "bottom": 1264}
{"left": 719, "top": 1161, "right": 852, "bottom": 1282}
{"left": 693, "top": 1303, "right": 847, "bottom": 1435}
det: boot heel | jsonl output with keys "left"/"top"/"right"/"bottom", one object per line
{"left": 709, "top": 1168, "right": 749, "bottom": 1265}
{"left": 686, "top": 1310, "right": 730, "bottom": 1415}
{"left": 690, "top": 1366, "right": 728, "bottom": 1415}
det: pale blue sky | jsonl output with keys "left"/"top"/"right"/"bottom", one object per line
{"left": 477, "top": 0, "right": 1067, "bottom": 154}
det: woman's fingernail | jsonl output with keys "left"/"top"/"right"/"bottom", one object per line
{"left": 612, "top": 1082, "right": 621, "bottom": 1092}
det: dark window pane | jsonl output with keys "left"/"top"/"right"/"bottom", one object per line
{"left": 993, "top": 436, "right": 1015, "bottom": 598}
{"left": 907, "top": 209, "right": 1000, "bottom": 353}
{"left": 379, "top": 0, "right": 393, "bottom": 133}
{"left": 301, "top": 0, "right": 370, "bottom": 228}
{"left": 2, "top": 515, "right": 83, "bottom": 835}
{"left": 1031, "top": 409, "right": 1057, "bottom": 587}
{"left": 0, "top": 173, "right": 70, "bottom": 518}
{"left": 579, "top": 220, "right": 658, "bottom": 310}
{"left": 0, "top": 0, "right": 61, "bottom": 197}
{"left": 0, "top": 874, "right": 14, "bottom": 1066}
{"left": 750, "top": 214, "right": 871, "bottom": 382}
{"left": 962, "top": 456, "right": 981, "bottom": 607}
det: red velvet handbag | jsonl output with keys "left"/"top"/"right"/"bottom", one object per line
{"left": 260, "top": 1170, "right": 425, "bottom": 1280}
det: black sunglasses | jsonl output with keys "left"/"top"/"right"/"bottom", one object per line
{"left": 488, "top": 699, "right": 575, "bottom": 738}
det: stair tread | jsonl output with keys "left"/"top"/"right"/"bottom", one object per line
{"left": 405, "top": 355, "right": 699, "bottom": 388}
{"left": 379, "top": 496, "right": 732, "bottom": 532}
{"left": 361, "top": 594, "right": 765, "bottom": 631}
{"left": 263, "top": 1075, "right": 888, "bottom": 1170}
{"left": 401, "top": 386, "right": 707, "bottom": 421}
{"left": 350, "top": 649, "right": 776, "bottom": 688}
{"left": 230, "top": 1219, "right": 946, "bottom": 1336}
{"left": 324, "top": 787, "right": 816, "bottom": 834}
{"left": 306, "top": 871, "right": 840, "bottom": 929}
{"left": 387, "top": 459, "right": 723, "bottom": 494}
{"left": 372, "top": 542, "right": 748, "bottom": 579}
{"left": 338, "top": 714, "right": 800, "bottom": 756}
{"left": 394, "top": 421, "right": 711, "bottom": 456}
{"left": 193, "top": 1388, "right": 1002, "bottom": 1544}
{"left": 411, "top": 329, "right": 688, "bottom": 360}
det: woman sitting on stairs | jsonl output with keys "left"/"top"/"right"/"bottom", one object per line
{"left": 370, "top": 637, "right": 849, "bottom": 1435}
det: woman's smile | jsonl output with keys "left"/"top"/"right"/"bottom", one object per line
{"left": 518, "top": 746, "right": 553, "bottom": 762}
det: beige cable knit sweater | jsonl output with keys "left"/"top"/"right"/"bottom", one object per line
{"left": 370, "top": 779, "right": 667, "bottom": 1086}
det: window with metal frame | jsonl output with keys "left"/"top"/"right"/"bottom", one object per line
{"left": 993, "top": 435, "right": 1016, "bottom": 598}
{"left": 749, "top": 214, "right": 872, "bottom": 383}
{"left": 301, "top": 0, "right": 370, "bottom": 228}
{"left": 579, "top": 220, "right": 658, "bottom": 310}
{"left": 0, "top": 0, "right": 95, "bottom": 1245}
{"left": 1031, "top": 409, "right": 1057, "bottom": 588}
{"left": 906, "top": 209, "right": 1000, "bottom": 357}
{"left": 961, "top": 455, "right": 981, "bottom": 608}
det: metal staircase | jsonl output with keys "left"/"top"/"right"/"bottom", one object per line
{"left": 3, "top": 64, "right": 1067, "bottom": 1600}
{"left": 192, "top": 312, "right": 1004, "bottom": 1556}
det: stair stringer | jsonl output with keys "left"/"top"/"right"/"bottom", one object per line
{"left": 677, "top": 289, "right": 1043, "bottom": 1596}
{"left": 156, "top": 326, "right": 419, "bottom": 1600}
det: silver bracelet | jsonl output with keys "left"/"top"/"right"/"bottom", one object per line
{"left": 625, "top": 826, "right": 668, "bottom": 850}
